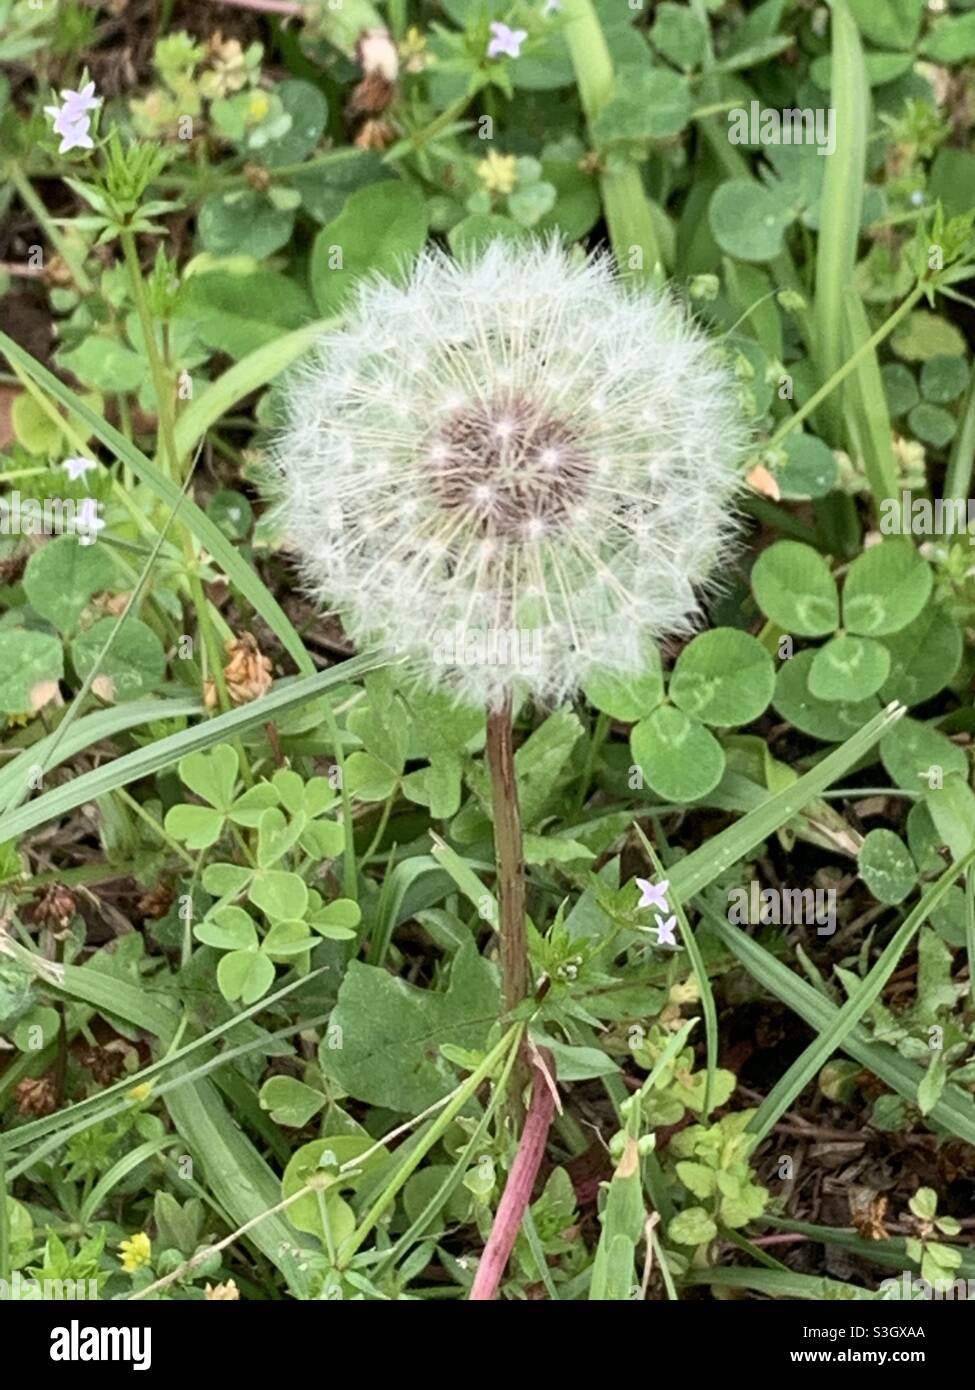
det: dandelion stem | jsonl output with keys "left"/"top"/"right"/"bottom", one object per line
{"left": 469, "top": 1047, "right": 557, "bottom": 1300}
{"left": 485, "top": 694, "right": 530, "bottom": 1124}
{"left": 486, "top": 694, "right": 528, "bottom": 1018}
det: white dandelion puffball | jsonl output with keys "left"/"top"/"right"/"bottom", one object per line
{"left": 273, "top": 239, "right": 748, "bottom": 709}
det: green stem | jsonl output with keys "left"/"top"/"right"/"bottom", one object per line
{"left": 115, "top": 787, "right": 195, "bottom": 867}
{"left": 7, "top": 162, "right": 94, "bottom": 294}
{"left": 323, "top": 700, "right": 357, "bottom": 903}
{"left": 561, "top": 0, "right": 663, "bottom": 284}
{"left": 486, "top": 693, "right": 530, "bottom": 1128}
{"left": 120, "top": 230, "right": 176, "bottom": 480}
{"left": 120, "top": 228, "right": 241, "bottom": 743}
{"left": 485, "top": 694, "right": 528, "bottom": 1020}
{"left": 386, "top": 91, "right": 474, "bottom": 162}
{"left": 572, "top": 710, "right": 610, "bottom": 816}
{"left": 767, "top": 283, "right": 925, "bottom": 452}
{"left": 0, "top": 1136, "right": 9, "bottom": 1284}
{"left": 359, "top": 795, "right": 394, "bottom": 870}
{"left": 155, "top": 146, "right": 365, "bottom": 192}
{"left": 336, "top": 1024, "right": 523, "bottom": 1267}
{"left": 944, "top": 366, "right": 975, "bottom": 504}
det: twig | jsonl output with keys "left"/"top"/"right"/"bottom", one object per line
{"left": 469, "top": 1048, "right": 557, "bottom": 1301}
{"left": 207, "top": 0, "right": 304, "bottom": 15}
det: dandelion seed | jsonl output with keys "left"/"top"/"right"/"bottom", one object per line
{"left": 272, "top": 240, "right": 746, "bottom": 711}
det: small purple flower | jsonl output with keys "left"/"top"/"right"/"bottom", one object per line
{"left": 62, "top": 456, "right": 98, "bottom": 482}
{"left": 487, "top": 21, "right": 528, "bottom": 59}
{"left": 654, "top": 913, "right": 679, "bottom": 947}
{"left": 59, "top": 82, "right": 100, "bottom": 122}
{"left": 44, "top": 82, "right": 100, "bottom": 155}
{"left": 635, "top": 877, "right": 670, "bottom": 912}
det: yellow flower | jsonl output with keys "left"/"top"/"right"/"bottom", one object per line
{"left": 119, "top": 1232, "right": 152, "bottom": 1274}
{"left": 477, "top": 151, "right": 517, "bottom": 197}
{"left": 248, "top": 91, "right": 271, "bottom": 124}
{"left": 399, "top": 26, "right": 429, "bottom": 74}
{"left": 126, "top": 1081, "right": 153, "bottom": 1103}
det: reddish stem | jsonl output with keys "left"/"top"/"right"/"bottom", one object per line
{"left": 469, "top": 1049, "right": 557, "bottom": 1301}
{"left": 208, "top": 0, "right": 304, "bottom": 17}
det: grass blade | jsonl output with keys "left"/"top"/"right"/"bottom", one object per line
{"left": 172, "top": 320, "right": 333, "bottom": 471}
{"left": 668, "top": 702, "right": 904, "bottom": 902}
{"left": 0, "top": 696, "right": 201, "bottom": 812}
{"left": 0, "top": 654, "right": 385, "bottom": 842}
{"left": 699, "top": 904, "right": 975, "bottom": 1146}
{"left": 0, "top": 330, "right": 315, "bottom": 677}
{"left": 561, "top": 0, "right": 664, "bottom": 283}
{"left": 744, "top": 846, "right": 975, "bottom": 1144}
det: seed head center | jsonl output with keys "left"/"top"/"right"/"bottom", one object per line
{"left": 425, "top": 391, "right": 592, "bottom": 537}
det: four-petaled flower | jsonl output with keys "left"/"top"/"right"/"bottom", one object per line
{"left": 654, "top": 913, "right": 679, "bottom": 947}
{"left": 62, "top": 456, "right": 98, "bottom": 481}
{"left": 44, "top": 82, "right": 100, "bottom": 154}
{"left": 635, "top": 877, "right": 670, "bottom": 913}
{"left": 487, "top": 22, "right": 527, "bottom": 59}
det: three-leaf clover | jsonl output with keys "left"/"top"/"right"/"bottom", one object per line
{"left": 753, "top": 538, "right": 939, "bottom": 704}
{"left": 164, "top": 745, "right": 277, "bottom": 849}
{"left": 584, "top": 629, "right": 775, "bottom": 802}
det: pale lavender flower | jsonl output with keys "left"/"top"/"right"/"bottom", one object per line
{"left": 59, "top": 81, "right": 100, "bottom": 122}
{"left": 487, "top": 22, "right": 527, "bottom": 59}
{"left": 635, "top": 878, "right": 670, "bottom": 912}
{"left": 44, "top": 82, "right": 100, "bottom": 154}
{"left": 62, "top": 456, "right": 98, "bottom": 482}
{"left": 654, "top": 914, "right": 679, "bottom": 947}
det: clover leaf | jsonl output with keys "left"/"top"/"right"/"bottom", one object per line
{"left": 753, "top": 540, "right": 950, "bottom": 712}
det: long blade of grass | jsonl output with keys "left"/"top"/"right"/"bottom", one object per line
{"left": 667, "top": 702, "right": 904, "bottom": 902}
{"left": 944, "top": 364, "right": 975, "bottom": 504}
{"left": 842, "top": 288, "right": 899, "bottom": 510}
{"left": 763, "top": 1216, "right": 975, "bottom": 1279}
{"left": 561, "top": 0, "right": 664, "bottom": 284}
{"left": 0, "top": 696, "right": 202, "bottom": 812}
{"left": 0, "top": 938, "right": 315, "bottom": 1292}
{"left": 814, "top": 0, "right": 868, "bottom": 444}
{"left": 171, "top": 320, "right": 332, "bottom": 470}
{"left": 0, "top": 653, "right": 385, "bottom": 842}
{"left": 635, "top": 824, "right": 719, "bottom": 1119}
{"left": 744, "top": 846, "right": 975, "bottom": 1144}
{"left": 698, "top": 904, "right": 975, "bottom": 1147}
{"left": 0, "top": 330, "right": 315, "bottom": 677}
{"left": 684, "top": 1267, "right": 881, "bottom": 1299}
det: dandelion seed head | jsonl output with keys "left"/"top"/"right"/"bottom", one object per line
{"left": 272, "top": 239, "right": 749, "bottom": 708}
